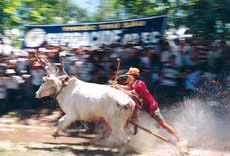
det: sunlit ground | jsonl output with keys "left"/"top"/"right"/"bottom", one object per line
{"left": 0, "top": 96, "right": 230, "bottom": 156}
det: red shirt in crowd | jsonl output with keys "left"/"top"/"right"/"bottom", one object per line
{"left": 130, "top": 80, "right": 159, "bottom": 116}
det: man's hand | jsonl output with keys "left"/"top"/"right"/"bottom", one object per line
{"left": 108, "top": 80, "right": 118, "bottom": 86}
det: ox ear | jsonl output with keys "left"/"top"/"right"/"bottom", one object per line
{"left": 43, "top": 74, "right": 55, "bottom": 82}
{"left": 58, "top": 75, "right": 69, "bottom": 86}
{"left": 42, "top": 76, "right": 48, "bottom": 82}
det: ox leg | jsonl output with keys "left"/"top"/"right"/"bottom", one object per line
{"left": 95, "top": 119, "right": 112, "bottom": 138}
{"left": 53, "top": 114, "right": 76, "bottom": 138}
{"left": 93, "top": 103, "right": 133, "bottom": 148}
{"left": 90, "top": 120, "right": 112, "bottom": 145}
{"left": 102, "top": 118, "right": 130, "bottom": 148}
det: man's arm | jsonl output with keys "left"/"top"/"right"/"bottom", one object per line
{"left": 109, "top": 82, "right": 136, "bottom": 97}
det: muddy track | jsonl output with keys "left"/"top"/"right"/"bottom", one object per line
{"left": 0, "top": 109, "right": 229, "bottom": 156}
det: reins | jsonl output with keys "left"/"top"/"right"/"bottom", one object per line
{"left": 53, "top": 84, "right": 65, "bottom": 99}
{"left": 53, "top": 76, "right": 70, "bottom": 99}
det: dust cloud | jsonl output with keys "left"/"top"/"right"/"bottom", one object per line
{"left": 164, "top": 97, "right": 230, "bottom": 149}
{"left": 126, "top": 96, "right": 230, "bottom": 153}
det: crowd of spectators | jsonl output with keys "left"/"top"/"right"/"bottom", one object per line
{"left": 0, "top": 37, "right": 229, "bottom": 113}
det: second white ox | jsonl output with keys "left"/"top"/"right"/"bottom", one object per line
{"left": 36, "top": 73, "right": 135, "bottom": 147}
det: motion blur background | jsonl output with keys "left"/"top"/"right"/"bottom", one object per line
{"left": 0, "top": 0, "right": 229, "bottom": 114}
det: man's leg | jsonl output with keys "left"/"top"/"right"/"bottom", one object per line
{"left": 158, "top": 119, "right": 180, "bottom": 142}
{"left": 152, "top": 109, "right": 180, "bottom": 142}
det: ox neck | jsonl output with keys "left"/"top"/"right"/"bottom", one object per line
{"left": 54, "top": 84, "right": 65, "bottom": 99}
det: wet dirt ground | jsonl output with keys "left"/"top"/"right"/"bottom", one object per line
{"left": 0, "top": 109, "right": 229, "bottom": 156}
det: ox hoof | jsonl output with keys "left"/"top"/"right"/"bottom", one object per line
{"left": 127, "top": 136, "right": 131, "bottom": 142}
{"left": 82, "top": 142, "right": 90, "bottom": 146}
{"left": 52, "top": 132, "right": 59, "bottom": 139}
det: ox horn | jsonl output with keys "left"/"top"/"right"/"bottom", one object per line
{"left": 35, "top": 50, "right": 59, "bottom": 75}
{"left": 59, "top": 51, "right": 70, "bottom": 78}
{"left": 115, "top": 58, "right": 121, "bottom": 82}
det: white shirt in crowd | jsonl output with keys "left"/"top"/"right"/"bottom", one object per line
{"left": 171, "top": 44, "right": 182, "bottom": 67}
{"left": 76, "top": 59, "right": 93, "bottom": 81}
{"left": 185, "top": 71, "right": 202, "bottom": 91}
{"left": 5, "top": 76, "right": 21, "bottom": 89}
{"left": 161, "top": 50, "right": 172, "bottom": 63}
{"left": 113, "top": 47, "right": 123, "bottom": 58}
{"left": 16, "top": 58, "right": 30, "bottom": 72}
{"left": 140, "top": 56, "right": 151, "bottom": 68}
{"left": 161, "top": 67, "right": 179, "bottom": 86}
{"left": 0, "top": 44, "right": 13, "bottom": 56}
{"left": 31, "top": 69, "right": 46, "bottom": 86}
{"left": 0, "top": 77, "right": 7, "bottom": 99}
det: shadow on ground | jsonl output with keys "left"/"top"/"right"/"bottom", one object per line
{"left": 27, "top": 144, "right": 117, "bottom": 156}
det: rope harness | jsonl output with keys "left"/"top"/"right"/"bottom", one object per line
{"left": 53, "top": 76, "right": 70, "bottom": 99}
{"left": 53, "top": 84, "right": 65, "bottom": 99}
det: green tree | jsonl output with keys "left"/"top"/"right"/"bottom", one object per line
{"left": 0, "top": 0, "right": 21, "bottom": 32}
{"left": 0, "top": 0, "right": 89, "bottom": 33}
{"left": 90, "top": 0, "right": 122, "bottom": 21}
{"left": 92, "top": 0, "right": 229, "bottom": 39}
{"left": 183, "top": 0, "right": 230, "bottom": 39}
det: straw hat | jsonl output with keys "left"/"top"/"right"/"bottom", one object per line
{"left": 32, "top": 61, "right": 42, "bottom": 67}
{"left": 126, "top": 67, "right": 140, "bottom": 76}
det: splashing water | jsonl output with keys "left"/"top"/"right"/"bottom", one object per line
{"left": 125, "top": 97, "right": 230, "bottom": 155}
{"left": 109, "top": 75, "right": 230, "bottom": 154}
{"left": 164, "top": 97, "right": 230, "bottom": 150}
{"left": 126, "top": 88, "right": 230, "bottom": 154}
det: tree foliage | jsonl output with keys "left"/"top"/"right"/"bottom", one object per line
{"left": 92, "top": 0, "right": 230, "bottom": 39}
{"left": 0, "top": 0, "right": 229, "bottom": 40}
{"left": 0, "top": 0, "right": 89, "bottom": 33}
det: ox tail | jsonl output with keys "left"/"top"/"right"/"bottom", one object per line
{"left": 126, "top": 101, "right": 135, "bottom": 124}
{"left": 116, "top": 100, "right": 135, "bottom": 128}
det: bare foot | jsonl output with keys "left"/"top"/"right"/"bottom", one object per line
{"left": 176, "top": 139, "right": 189, "bottom": 156}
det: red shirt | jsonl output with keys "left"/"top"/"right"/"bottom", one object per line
{"left": 130, "top": 80, "right": 159, "bottom": 116}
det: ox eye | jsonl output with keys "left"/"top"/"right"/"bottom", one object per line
{"left": 42, "top": 77, "right": 47, "bottom": 82}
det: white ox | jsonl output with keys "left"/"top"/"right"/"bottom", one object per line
{"left": 36, "top": 73, "right": 136, "bottom": 147}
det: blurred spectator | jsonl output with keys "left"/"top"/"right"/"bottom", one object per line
{"left": 151, "top": 68, "right": 161, "bottom": 96}
{"left": 220, "top": 41, "right": 230, "bottom": 71}
{"left": 0, "top": 38, "right": 229, "bottom": 112}
{"left": 31, "top": 62, "right": 45, "bottom": 87}
{"left": 149, "top": 47, "right": 162, "bottom": 71}
{"left": 161, "top": 41, "right": 173, "bottom": 64}
{"left": 0, "top": 63, "right": 7, "bottom": 74}
{"left": 171, "top": 39, "right": 182, "bottom": 67}
{"left": 77, "top": 56, "right": 94, "bottom": 81}
{"left": 124, "top": 47, "right": 141, "bottom": 68}
{"left": 0, "top": 39, "right": 13, "bottom": 56}
{"left": 91, "top": 68, "right": 107, "bottom": 84}
{"left": 0, "top": 39, "right": 3, "bottom": 53}
{"left": 112, "top": 43, "right": 123, "bottom": 58}
{"left": 207, "top": 45, "right": 219, "bottom": 71}
{"left": 183, "top": 44, "right": 198, "bottom": 69}
{"left": 21, "top": 75, "right": 33, "bottom": 108}
{"left": 140, "top": 47, "right": 152, "bottom": 70}
{"left": 158, "top": 55, "right": 180, "bottom": 104}
{"left": 31, "top": 61, "right": 45, "bottom": 108}
{"left": 16, "top": 57, "right": 30, "bottom": 74}
{"left": 5, "top": 69, "right": 20, "bottom": 109}
{"left": 0, "top": 75, "right": 7, "bottom": 113}
{"left": 184, "top": 66, "right": 203, "bottom": 96}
